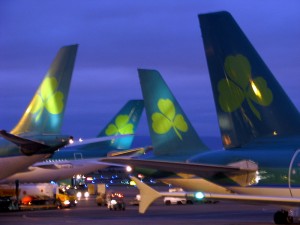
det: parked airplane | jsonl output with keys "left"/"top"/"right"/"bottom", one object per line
{"left": 103, "top": 12, "right": 300, "bottom": 224}
{"left": 0, "top": 100, "right": 144, "bottom": 183}
{"left": 0, "top": 45, "right": 77, "bottom": 181}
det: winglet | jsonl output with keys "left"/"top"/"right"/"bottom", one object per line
{"left": 130, "top": 176, "right": 162, "bottom": 214}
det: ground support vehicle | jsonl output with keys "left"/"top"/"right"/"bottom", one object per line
{"left": 106, "top": 192, "right": 125, "bottom": 211}
{"left": 0, "top": 183, "right": 77, "bottom": 210}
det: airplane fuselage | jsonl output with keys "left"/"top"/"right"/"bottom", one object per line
{"left": 0, "top": 142, "right": 125, "bottom": 183}
{"left": 0, "top": 158, "right": 111, "bottom": 183}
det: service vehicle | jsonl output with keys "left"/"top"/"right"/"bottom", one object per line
{"left": 0, "top": 183, "right": 77, "bottom": 210}
{"left": 95, "top": 184, "right": 107, "bottom": 206}
{"left": 163, "top": 188, "right": 193, "bottom": 205}
{"left": 106, "top": 192, "right": 125, "bottom": 210}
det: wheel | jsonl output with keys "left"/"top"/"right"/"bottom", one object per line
{"left": 186, "top": 200, "right": 193, "bottom": 204}
{"left": 165, "top": 200, "right": 171, "bottom": 205}
{"left": 274, "top": 210, "right": 293, "bottom": 224}
{"left": 177, "top": 201, "right": 183, "bottom": 205}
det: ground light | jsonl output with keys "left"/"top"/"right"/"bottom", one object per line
{"left": 195, "top": 192, "right": 204, "bottom": 200}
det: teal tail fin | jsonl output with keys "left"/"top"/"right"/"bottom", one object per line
{"left": 80, "top": 100, "right": 144, "bottom": 150}
{"left": 11, "top": 45, "right": 78, "bottom": 135}
{"left": 138, "top": 69, "right": 209, "bottom": 158}
{"left": 199, "top": 11, "right": 300, "bottom": 149}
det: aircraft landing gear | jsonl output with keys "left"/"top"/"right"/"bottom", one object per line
{"left": 273, "top": 210, "right": 293, "bottom": 224}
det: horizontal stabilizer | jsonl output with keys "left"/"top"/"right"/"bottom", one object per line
{"left": 0, "top": 130, "right": 50, "bottom": 156}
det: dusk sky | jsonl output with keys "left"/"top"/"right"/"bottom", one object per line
{"left": 1, "top": 1, "right": 300, "bottom": 148}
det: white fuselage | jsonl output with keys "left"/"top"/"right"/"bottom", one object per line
{"left": 0, "top": 158, "right": 117, "bottom": 183}
{"left": 0, "top": 154, "right": 50, "bottom": 181}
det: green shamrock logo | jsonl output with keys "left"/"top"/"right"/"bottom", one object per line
{"left": 30, "top": 77, "right": 64, "bottom": 121}
{"left": 218, "top": 54, "right": 273, "bottom": 120}
{"left": 152, "top": 99, "right": 188, "bottom": 140}
{"left": 105, "top": 115, "right": 134, "bottom": 135}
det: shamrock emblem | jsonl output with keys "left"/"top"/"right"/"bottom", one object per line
{"left": 105, "top": 115, "right": 134, "bottom": 135}
{"left": 30, "top": 77, "right": 64, "bottom": 121}
{"left": 218, "top": 54, "right": 273, "bottom": 120}
{"left": 152, "top": 98, "right": 188, "bottom": 140}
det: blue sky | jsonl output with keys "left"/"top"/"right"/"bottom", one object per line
{"left": 1, "top": 1, "right": 300, "bottom": 147}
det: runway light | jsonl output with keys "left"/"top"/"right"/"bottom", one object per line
{"left": 195, "top": 192, "right": 204, "bottom": 199}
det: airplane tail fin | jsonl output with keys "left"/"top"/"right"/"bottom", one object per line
{"left": 81, "top": 100, "right": 144, "bottom": 150}
{"left": 199, "top": 11, "right": 300, "bottom": 148}
{"left": 11, "top": 45, "right": 78, "bottom": 135}
{"left": 138, "top": 69, "right": 209, "bottom": 158}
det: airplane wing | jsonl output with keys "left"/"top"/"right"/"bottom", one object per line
{"left": 130, "top": 176, "right": 300, "bottom": 214}
{"left": 0, "top": 130, "right": 51, "bottom": 155}
{"left": 101, "top": 157, "right": 257, "bottom": 178}
{"left": 33, "top": 160, "right": 126, "bottom": 170}
{"left": 102, "top": 157, "right": 258, "bottom": 186}
{"left": 107, "top": 146, "right": 153, "bottom": 157}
